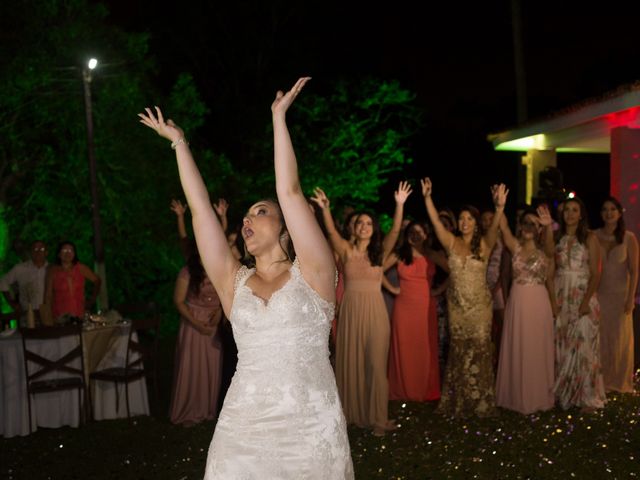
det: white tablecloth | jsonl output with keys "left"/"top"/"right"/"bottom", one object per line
{"left": 0, "top": 323, "right": 150, "bottom": 438}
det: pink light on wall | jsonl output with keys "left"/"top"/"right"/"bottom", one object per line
{"left": 604, "top": 107, "right": 640, "bottom": 129}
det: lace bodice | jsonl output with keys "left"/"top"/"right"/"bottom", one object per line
{"left": 230, "top": 259, "right": 336, "bottom": 374}
{"left": 204, "top": 258, "right": 354, "bottom": 479}
{"left": 512, "top": 245, "right": 548, "bottom": 286}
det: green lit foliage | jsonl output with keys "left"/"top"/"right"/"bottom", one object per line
{"left": 288, "top": 78, "right": 423, "bottom": 212}
{"left": 0, "top": 0, "right": 232, "bottom": 334}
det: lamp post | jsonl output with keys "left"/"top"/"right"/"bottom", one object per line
{"left": 82, "top": 58, "right": 109, "bottom": 310}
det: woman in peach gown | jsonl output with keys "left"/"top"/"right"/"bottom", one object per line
{"left": 384, "top": 221, "right": 448, "bottom": 401}
{"left": 595, "top": 196, "right": 639, "bottom": 393}
{"left": 495, "top": 209, "right": 555, "bottom": 414}
{"left": 312, "top": 183, "right": 411, "bottom": 436}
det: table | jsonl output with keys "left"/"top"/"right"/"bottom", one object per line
{"left": 0, "top": 323, "right": 150, "bottom": 438}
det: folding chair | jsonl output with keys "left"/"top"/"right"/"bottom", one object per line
{"left": 20, "top": 324, "right": 89, "bottom": 433}
{"left": 89, "top": 314, "right": 160, "bottom": 418}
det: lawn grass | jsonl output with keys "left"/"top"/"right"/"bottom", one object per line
{"left": 2, "top": 336, "right": 639, "bottom": 479}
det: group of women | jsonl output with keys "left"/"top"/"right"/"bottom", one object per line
{"left": 494, "top": 196, "right": 638, "bottom": 415}
{"left": 140, "top": 78, "right": 637, "bottom": 479}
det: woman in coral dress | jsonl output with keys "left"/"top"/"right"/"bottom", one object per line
{"left": 595, "top": 196, "right": 638, "bottom": 393}
{"left": 496, "top": 210, "right": 555, "bottom": 414}
{"left": 384, "top": 221, "right": 447, "bottom": 401}
{"left": 169, "top": 241, "right": 223, "bottom": 426}
{"left": 540, "top": 200, "right": 606, "bottom": 411}
{"left": 44, "top": 241, "right": 101, "bottom": 323}
{"left": 312, "top": 182, "right": 411, "bottom": 436}
{"left": 422, "top": 178, "right": 508, "bottom": 417}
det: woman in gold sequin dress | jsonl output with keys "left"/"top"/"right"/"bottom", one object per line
{"left": 421, "top": 178, "right": 508, "bottom": 417}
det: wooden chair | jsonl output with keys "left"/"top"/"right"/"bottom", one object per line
{"left": 20, "top": 324, "right": 89, "bottom": 433}
{"left": 89, "top": 314, "right": 160, "bottom": 418}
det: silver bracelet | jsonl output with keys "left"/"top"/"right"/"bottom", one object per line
{"left": 171, "top": 138, "right": 188, "bottom": 150}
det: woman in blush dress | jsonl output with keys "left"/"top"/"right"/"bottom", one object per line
{"left": 312, "top": 182, "right": 412, "bottom": 437}
{"left": 169, "top": 241, "right": 223, "bottom": 426}
{"left": 422, "top": 178, "right": 508, "bottom": 417}
{"left": 539, "top": 200, "right": 606, "bottom": 412}
{"left": 384, "top": 221, "right": 448, "bottom": 401}
{"left": 140, "top": 77, "right": 353, "bottom": 478}
{"left": 595, "top": 196, "right": 639, "bottom": 393}
{"left": 495, "top": 209, "right": 555, "bottom": 414}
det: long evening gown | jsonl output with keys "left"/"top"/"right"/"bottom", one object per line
{"left": 335, "top": 251, "right": 390, "bottom": 429}
{"left": 496, "top": 245, "right": 555, "bottom": 414}
{"left": 169, "top": 267, "right": 223, "bottom": 425}
{"left": 204, "top": 259, "right": 353, "bottom": 479}
{"left": 388, "top": 256, "right": 440, "bottom": 401}
{"left": 554, "top": 235, "right": 606, "bottom": 409}
{"left": 596, "top": 230, "right": 636, "bottom": 393}
{"left": 437, "top": 249, "right": 496, "bottom": 417}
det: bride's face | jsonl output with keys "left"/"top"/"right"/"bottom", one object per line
{"left": 242, "top": 200, "right": 283, "bottom": 255}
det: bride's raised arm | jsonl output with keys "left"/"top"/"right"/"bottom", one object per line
{"left": 138, "top": 107, "right": 239, "bottom": 314}
{"left": 271, "top": 77, "right": 335, "bottom": 302}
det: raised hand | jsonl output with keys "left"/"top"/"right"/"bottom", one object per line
{"left": 310, "top": 187, "right": 330, "bottom": 210}
{"left": 536, "top": 204, "right": 553, "bottom": 226}
{"left": 420, "top": 177, "right": 433, "bottom": 198}
{"left": 213, "top": 198, "right": 229, "bottom": 217}
{"left": 394, "top": 181, "right": 413, "bottom": 204}
{"left": 491, "top": 183, "right": 509, "bottom": 208}
{"left": 170, "top": 199, "right": 187, "bottom": 216}
{"left": 138, "top": 106, "right": 185, "bottom": 144}
{"left": 271, "top": 77, "right": 311, "bottom": 117}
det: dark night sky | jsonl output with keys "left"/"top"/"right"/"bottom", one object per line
{"left": 103, "top": 0, "right": 640, "bottom": 221}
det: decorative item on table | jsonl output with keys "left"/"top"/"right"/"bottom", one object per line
{"left": 56, "top": 313, "right": 83, "bottom": 326}
{"left": 102, "top": 309, "right": 123, "bottom": 325}
{"left": 26, "top": 305, "right": 35, "bottom": 329}
{"left": 0, "top": 326, "right": 17, "bottom": 337}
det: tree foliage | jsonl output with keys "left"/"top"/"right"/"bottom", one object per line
{"left": 275, "top": 78, "right": 422, "bottom": 212}
{"left": 0, "top": 0, "right": 228, "bottom": 333}
{"left": 0, "top": 1, "right": 423, "bottom": 333}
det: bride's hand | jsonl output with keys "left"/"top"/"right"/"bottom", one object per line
{"left": 138, "top": 106, "right": 185, "bottom": 144}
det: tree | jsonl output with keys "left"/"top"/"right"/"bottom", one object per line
{"left": 0, "top": 0, "right": 229, "bottom": 332}
{"left": 273, "top": 78, "right": 422, "bottom": 210}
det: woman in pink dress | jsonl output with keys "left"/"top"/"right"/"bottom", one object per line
{"left": 496, "top": 209, "right": 555, "bottom": 414}
{"left": 384, "top": 221, "right": 447, "bottom": 401}
{"left": 44, "top": 241, "right": 101, "bottom": 324}
{"left": 169, "top": 241, "right": 223, "bottom": 426}
{"left": 595, "top": 196, "right": 639, "bottom": 393}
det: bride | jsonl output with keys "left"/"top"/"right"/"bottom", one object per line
{"left": 139, "top": 77, "right": 354, "bottom": 478}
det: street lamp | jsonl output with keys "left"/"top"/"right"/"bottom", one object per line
{"left": 82, "top": 57, "right": 109, "bottom": 310}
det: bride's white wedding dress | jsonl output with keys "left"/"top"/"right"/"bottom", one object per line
{"left": 204, "top": 259, "right": 354, "bottom": 479}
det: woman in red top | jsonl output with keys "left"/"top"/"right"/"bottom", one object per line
{"left": 44, "top": 241, "right": 101, "bottom": 324}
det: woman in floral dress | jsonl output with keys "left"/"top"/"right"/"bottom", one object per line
{"left": 539, "top": 200, "right": 606, "bottom": 412}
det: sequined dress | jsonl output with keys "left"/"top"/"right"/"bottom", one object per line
{"left": 437, "top": 249, "right": 496, "bottom": 417}
{"left": 204, "top": 260, "right": 354, "bottom": 479}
